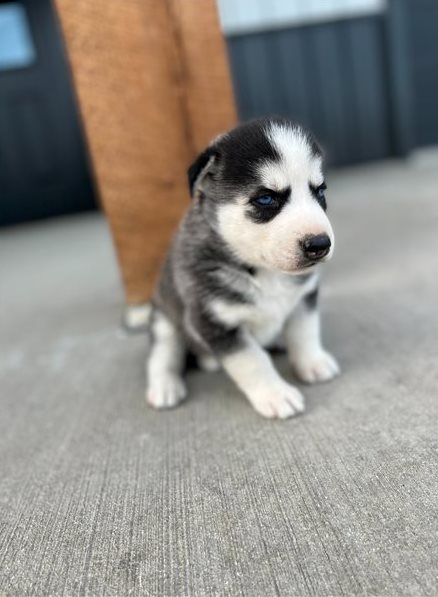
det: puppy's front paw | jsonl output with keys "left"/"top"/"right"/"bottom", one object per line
{"left": 247, "top": 381, "right": 305, "bottom": 419}
{"left": 146, "top": 373, "right": 187, "bottom": 410}
{"left": 291, "top": 349, "right": 340, "bottom": 384}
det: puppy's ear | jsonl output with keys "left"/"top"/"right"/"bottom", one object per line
{"left": 187, "top": 146, "right": 219, "bottom": 198}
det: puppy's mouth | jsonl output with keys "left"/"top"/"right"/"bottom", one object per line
{"left": 303, "top": 258, "right": 328, "bottom": 268}
{"left": 291, "top": 258, "right": 328, "bottom": 273}
{"left": 297, "top": 259, "right": 319, "bottom": 270}
{"left": 298, "top": 251, "right": 333, "bottom": 270}
{"left": 273, "top": 250, "right": 333, "bottom": 274}
{"left": 278, "top": 260, "right": 317, "bottom": 275}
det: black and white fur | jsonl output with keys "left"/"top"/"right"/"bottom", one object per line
{"left": 146, "top": 117, "right": 339, "bottom": 419}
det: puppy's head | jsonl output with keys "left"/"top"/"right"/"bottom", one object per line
{"left": 188, "top": 117, "right": 334, "bottom": 274}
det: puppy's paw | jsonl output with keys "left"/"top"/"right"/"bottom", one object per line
{"left": 247, "top": 381, "right": 305, "bottom": 419}
{"left": 146, "top": 373, "right": 187, "bottom": 410}
{"left": 198, "top": 354, "right": 221, "bottom": 372}
{"left": 291, "top": 349, "right": 340, "bottom": 384}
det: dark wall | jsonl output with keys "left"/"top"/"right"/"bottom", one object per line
{"left": 405, "top": 0, "right": 438, "bottom": 147}
{"left": 227, "top": 16, "right": 392, "bottom": 167}
{"left": 226, "top": 1, "right": 438, "bottom": 166}
{"left": 0, "top": 0, "right": 96, "bottom": 226}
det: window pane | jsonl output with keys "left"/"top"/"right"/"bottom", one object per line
{"left": 0, "top": 3, "right": 36, "bottom": 71}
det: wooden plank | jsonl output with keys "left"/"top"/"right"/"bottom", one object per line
{"left": 54, "top": 0, "right": 236, "bottom": 304}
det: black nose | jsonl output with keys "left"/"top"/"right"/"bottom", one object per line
{"left": 301, "top": 234, "right": 331, "bottom": 261}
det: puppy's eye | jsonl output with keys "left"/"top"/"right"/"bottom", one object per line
{"left": 317, "top": 183, "right": 326, "bottom": 198}
{"left": 311, "top": 182, "right": 327, "bottom": 210}
{"left": 248, "top": 187, "right": 290, "bottom": 223}
{"left": 253, "top": 195, "right": 275, "bottom": 207}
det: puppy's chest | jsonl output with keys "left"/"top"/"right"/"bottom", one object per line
{"left": 212, "top": 272, "right": 315, "bottom": 347}
{"left": 246, "top": 273, "right": 309, "bottom": 344}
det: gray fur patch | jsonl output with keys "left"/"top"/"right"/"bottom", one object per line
{"left": 304, "top": 288, "right": 319, "bottom": 310}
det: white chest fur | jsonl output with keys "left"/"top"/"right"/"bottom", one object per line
{"left": 209, "top": 270, "right": 317, "bottom": 347}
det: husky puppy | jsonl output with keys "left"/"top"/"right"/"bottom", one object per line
{"left": 146, "top": 117, "right": 339, "bottom": 419}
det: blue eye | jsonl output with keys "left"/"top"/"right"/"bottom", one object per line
{"left": 316, "top": 183, "right": 326, "bottom": 197}
{"left": 254, "top": 195, "right": 274, "bottom": 206}
{"left": 316, "top": 184, "right": 327, "bottom": 209}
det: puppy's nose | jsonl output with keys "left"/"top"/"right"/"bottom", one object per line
{"left": 301, "top": 234, "right": 331, "bottom": 261}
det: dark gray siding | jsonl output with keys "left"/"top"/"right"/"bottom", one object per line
{"left": 406, "top": 0, "right": 438, "bottom": 147}
{"left": 0, "top": 0, "right": 96, "bottom": 226}
{"left": 227, "top": 16, "right": 392, "bottom": 166}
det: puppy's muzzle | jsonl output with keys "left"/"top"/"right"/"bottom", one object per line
{"left": 300, "top": 234, "right": 331, "bottom": 261}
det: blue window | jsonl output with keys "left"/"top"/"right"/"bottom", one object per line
{"left": 0, "top": 3, "right": 36, "bottom": 71}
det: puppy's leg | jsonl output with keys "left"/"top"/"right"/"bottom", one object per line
{"left": 285, "top": 288, "right": 340, "bottom": 384}
{"left": 146, "top": 309, "right": 187, "bottom": 409}
{"left": 220, "top": 334, "right": 305, "bottom": 419}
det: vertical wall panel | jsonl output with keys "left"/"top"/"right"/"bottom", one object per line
{"left": 345, "top": 18, "right": 390, "bottom": 160}
{"left": 228, "top": 38, "right": 257, "bottom": 119}
{"left": 241, "top": 36, "right": 278, "bottom": 117}
{"left": 404, "top": 0, "right": 438, "bottom": 146}
{"left": 270, "top": 29, "right": 313, "bottom": 127}
{"left": 310, "top": 25, "right": 350, "bottom": 163}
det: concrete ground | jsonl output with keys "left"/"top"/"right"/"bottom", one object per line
{"left": 1, "top": 158, "right": 438, "bottom": 596}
